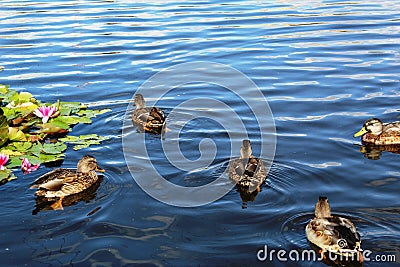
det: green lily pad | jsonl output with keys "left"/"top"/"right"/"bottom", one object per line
{"left": 42, "top": 142, "right": 67, "bottom": 155}
{"left": 13, "top": 141, "right": 33, "bottom": 152}
{"left": 30, "top": 143, "right": 43, "bottom": 157}
{"left": 38, "top": 153, "right": 64, "bottom": 163}
{"left": 15, "top": 102, "right": 39, "bottom": 117}
{"left": 59, "top": 102, "right": 86, "bottom": 116}
{"left": 3, "top": 90, "right": 18, "bottom": 104}
{"left": 60, "top": 134, "right": 109, "bottom": 150}
{"left": 8, "top": 127, "right": 27, "bottom": 141}
{"left": 18, "top": 92, "right": 33, "bottom": 103}
{"left": 0, "top": 169, "right": 16, "bottom": 185}
{"left": 1, "top": 108, "right": 19, "bottom": 121}
{"left": 56, "top": 115, "right": 92, "bottom": 125}
{"left": 40, "top": 118, "right": 70, "bottom": 133}
{"left": 6, "top": 156, "right": 23, "bottom": 169}
{"left": 0, "top": 149, "right": 23, "bottom": 156}
{"left": 0, "top": 84, "right": 9, "bottom": 95}
{"left": 0, "top": 113, "right": 8, "bottom": 147}
{"left": 77, "top": 108, "right": 112, "bottom": 118}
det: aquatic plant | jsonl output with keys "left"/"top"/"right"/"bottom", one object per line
{"left": 0, "top": 153, "right": 9, "bottom": 170}
{"left": 34, "top": 105, "right": 58, "bottom": 123}
{"left": 0, "top": 82, "right": 111, "bottom": 185}
{"left": 21, "top": 158, "right": 40, "bottom": 174}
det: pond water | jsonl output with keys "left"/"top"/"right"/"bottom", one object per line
{"left": 0, "top": 0, "right": 399, "bottom": 266}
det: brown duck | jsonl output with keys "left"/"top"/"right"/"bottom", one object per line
{"left": 31, "top": 155, "right": 104, "bottom": 210}
{"left": 228, "top": 139, "right": 266, "bottom": 192}
{"left": 354, "top": 118, "right": 400, "bottom": 145}
{"left": 132, "top": 94, "right": 166, "bottom": 134}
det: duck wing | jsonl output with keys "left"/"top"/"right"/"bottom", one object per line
{"left": 132, "top": 107, "right": 152, "bottom": 124}
{"left": 229, "top": 157, "right": 266, "bottom": 188}
{"left": 149, "top": 107, "right": 165, "bottom": 125}
{"left": 383, "top": 121, "right": 400, "bottom": 134}
{"left": 30, "top": 169, "right": 76, "bottom": 189}
{"left": 325, "top": 217, "right": 361, "bottom": 249}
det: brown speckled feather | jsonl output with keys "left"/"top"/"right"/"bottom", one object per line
{"left": 229, "top": 157, "right": 266, "bottom": 189}
{"left": 362, "top": 121, "right": 400, "bottom": 145}
{"left": 132, "top": 107, "right": 165, "bottom": 134}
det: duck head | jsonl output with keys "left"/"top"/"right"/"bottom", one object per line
{"left": 315, "top": 196, "right": 331, "bottom": 218}
{"left": 77, "top": 155, "right": 104, "bottom": 173}
{"left": 240, "top": 139, "right": 253, "bottom": 159}
{"left": 354, "top": 118, "right": 383, "bottom": 137}
{"left": 133, "top": 94, "right": 146, "bottom": 109}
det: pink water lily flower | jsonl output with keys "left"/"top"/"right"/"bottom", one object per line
{"left": 33, "top": 105, "right": 58, "bottom": 123}
{"left": 0, "top": 153, "right": 9, "bottom": 170}
{"left": 21, "top": 158, "right": 40, "bottom": 174}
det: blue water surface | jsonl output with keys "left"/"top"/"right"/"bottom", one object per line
{"left": 0, "top": 0, "right": 399, "bottom": 266}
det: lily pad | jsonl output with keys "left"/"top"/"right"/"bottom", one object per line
{"left": 0, "top": 84, "right": 9, "bottom": 95}
{"left": 6, "top": 156, "right": 23, "bottom": 169}
{"left": 0, "top": 113, "right": 8, "bottom": 146}
{"left": 56, "top": 115, "right": 92, "bottom": 125}
{"left": 40, "top": 118, "right": 70, "bottom": 134}
{"left": 0, "top": 149, "right": 23, "bottom": 156}
{"left": 77, "top": 108, "right": 112, "bottom": 118}
{"left": 60, "top": 134, "right": 109, "bottom": 150}
{"left": 0, "top": 169, "right": 16, "bottom": 185}
{"left": 1, "top": 107, "right": 19, "bottom": 121}
{"left": 42, "top": 142, "right": 67, "bottom": 155}
{"left": 8, "top": 127, "right": 27, "bottom": 141}
{"left": 38, "top": 153, "right": 64, "bottom": 163}
{"left": 18, "top": 92, "right": 33, "bottom": 103}
{"left": 59, "top": 102, "right": 86, "bottom": 116}
{"left": 13, "top": 141, "right": 33, "bottom": 152}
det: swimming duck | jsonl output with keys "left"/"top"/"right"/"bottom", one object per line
{"left": 354, "top": 118, "right": 400, "bottom": 145}
{"left": 30, "top": 155, "right": 104, "bottom": 210}
{"left": 132, "top": 94, "right": 166, "bottom": 134}
{"left": 305, "top": 197, "right": 362, "bottom": 260}
{"left": 228, "top": 139, "right": 266, "bottom": 192}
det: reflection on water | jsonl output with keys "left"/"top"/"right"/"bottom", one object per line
{"left": 235, "top": 184, "right": 261, "bottom": 209}
{"left": 358, "top": 144, "right": 400, "bottom": 160}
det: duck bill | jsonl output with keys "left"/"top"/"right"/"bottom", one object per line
{"left": 96, "top": 166, "right": 105, "bottom": 172}
{"left": 354, "top": 127, "right": 368, "bottom": 137}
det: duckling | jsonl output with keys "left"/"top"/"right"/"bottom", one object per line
{"left": 132, "top": 94, "right": 166, "bottom": 134}
{"left": 354, "top": 118, "right": 400, "bottom": 145}
{"left": 30, "top": 155, "right": 104, "bottom": 210}
{"left": 228, "top": 139, "right": 266, "bottom": 192}
{"left": 306, "top": 197, "right": 362, "bottom": 261}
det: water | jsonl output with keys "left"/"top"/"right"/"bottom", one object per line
{"left": 0, "top": 0, "right": 399, "bottom": 266}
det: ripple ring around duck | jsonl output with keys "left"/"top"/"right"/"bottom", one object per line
{"left": 122, "top": 61, "right": 276, "bottom": 207}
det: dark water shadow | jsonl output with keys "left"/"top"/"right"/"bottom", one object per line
{"left": 357, "top": 143, "right": 400, "bottom": 160}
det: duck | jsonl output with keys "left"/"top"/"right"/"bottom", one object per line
{"left": 354, "top": 118, "right": 400, "bottom": 145}
{"left": 228, "top": 139, "right": 266, "bottom": 192}
{"left": 305, "top": 197, "right": 362, "bottom": 261}
{"left": 132, "top": 94, "right": 166, "bottom": 134}
{"left": 30, "top": 155, "right": 104, "bottom": 210}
